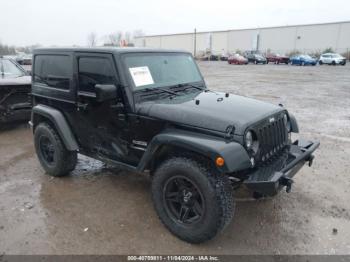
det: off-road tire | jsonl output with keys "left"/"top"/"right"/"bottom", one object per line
{"left": 34, "top": 122, "right": 77, "bottom": 177}
{"left": 151, "top": 157, "right": 234, "bottom": 243}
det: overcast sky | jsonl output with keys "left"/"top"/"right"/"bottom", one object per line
{"left": 1, "top": 0, "right": 349, "bottom": 46}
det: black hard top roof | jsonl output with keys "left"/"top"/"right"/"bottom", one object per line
{"left": 33, "top": 47, "right": 190, "bottom": 55}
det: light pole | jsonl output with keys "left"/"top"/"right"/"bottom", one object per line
{"left": 194, "top": 28, "right": 197, "bottom": 58}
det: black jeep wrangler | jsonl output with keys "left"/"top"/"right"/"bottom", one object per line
{"left": 30, "top": 48, "right": 319, "bottom": 243}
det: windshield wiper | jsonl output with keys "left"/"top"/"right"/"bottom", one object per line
{"left": 138, "top": 87, "right": 178, "bottom": 97}
{"left": 169, "top": 83, "right": 205, "bottom": 92}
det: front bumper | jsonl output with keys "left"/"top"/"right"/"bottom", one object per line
{"left": 336, "top": 59, "right": 346, "bottom": 65}
{"left": 244, "top": 139, "right": 320, "bottom": 196}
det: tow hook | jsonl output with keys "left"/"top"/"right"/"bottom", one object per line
{"left": 308, "top": 155, "right": 314, "bottom": 167}
{"left": 280, "top": 176, "right": 294, "bottom": 193}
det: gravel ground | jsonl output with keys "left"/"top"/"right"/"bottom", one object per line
{"left": 0, "top": 62, "right": 349, "bottom": 255}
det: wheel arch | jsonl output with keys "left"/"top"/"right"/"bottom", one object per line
{"left": 146, "top": 144, "right": 215, "bottom": 175}
{"left": 137, "top": 129, "right": 252, "bottom": 174}
{"left": 32, "top": 104, "right": 79, "bottom": 151}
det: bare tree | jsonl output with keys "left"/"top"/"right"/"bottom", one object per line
{"left": 103, "top": 30, "right": 145, "bottom": 47}
{"left": 87, "top": 32, "right": 97, "bottom": 47}
{"left": 107, "top": 31, "right": 123, "bottom": 46}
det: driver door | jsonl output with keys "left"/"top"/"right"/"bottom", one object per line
{"left": 70, "top": 52, "right": 131, "bottom": 163}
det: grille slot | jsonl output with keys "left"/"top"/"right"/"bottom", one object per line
{"left": 256, "top": 115, "right": 288, "bottom": 164}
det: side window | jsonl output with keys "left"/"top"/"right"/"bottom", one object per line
{"left": 78, "top": 57, "right": 115, "bottom": 93}
{"left": 34, "top": 55, "right": 71, "bottom": 89}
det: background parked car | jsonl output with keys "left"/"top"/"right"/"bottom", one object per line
{"left": 245, "top": 53, "right": 267, "bottom": 64}
{"left": 22, "top": 55, "right": 33, "bottom": 65}
{"left": 228, "top": 54, "right": 248, "bottom": 65}
{"left": 199, "top": 54, "right": 219, "bottom": 61}
{"left": 0, "top": 57, "right": 31, "bottom": 123}
{"left": 290, "top": 55, "right": 317, "bottom": 66}
{"left": 266, "top": 53, "right": 289, "bottom": 64}
{"left": 319, "top": 53, "right": 346, "bottom": 65}
{"left": 220, "top": 54, "right": 229, "bottom": 61}
{"left": 15, "top": 54, "right": 32, "bottom": 65}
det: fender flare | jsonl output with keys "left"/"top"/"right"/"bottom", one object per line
{"left": 31, "top": 104, "right": 79, "bottom": 151}
{"left": 137, "top": 129, "right": 252, "bottom": 173}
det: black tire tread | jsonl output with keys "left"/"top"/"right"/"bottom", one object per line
{"left": 152, "top": 157, "right": 234, "bottom": 243}
{"left": 34, "top": 122, "right": 77, "bottom": 177}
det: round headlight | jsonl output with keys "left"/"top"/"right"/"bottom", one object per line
{"left": 245, "top": 130, "right": 260, "bottom": 155}
{"left": 245, "top": 131, "right": 253, "bottom": 148}
{"left": 283, "top": 113, "right": 291, "bottom": 132}
{"left": 283, "top": 114, "right": 288, "bottom": 126}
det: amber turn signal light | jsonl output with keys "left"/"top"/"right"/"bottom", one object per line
{"left": 215, "top": 157, "right": 225, "bottom": 167}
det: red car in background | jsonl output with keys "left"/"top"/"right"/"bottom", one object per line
{"left": 266, "top": 53, "right": 289, "bottom": 64}
{"left": 228, "top": 54, "right": 248, "bottom": 65}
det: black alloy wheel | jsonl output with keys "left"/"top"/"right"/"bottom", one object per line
{"left": 39, "top": 135, "right": 56, "bottom": 165}
{"left": 163, "top": 176, "right": 205, "bottom": 225}
{"left": 151, "top": 157, "right": 234, "bottom": 243}
{"left": 34, "top": 123, "right": 77, "bottom": 177}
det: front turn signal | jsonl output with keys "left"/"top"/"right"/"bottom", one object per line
{"left": 215, "top": 157, "right": 225, "bottom": 167}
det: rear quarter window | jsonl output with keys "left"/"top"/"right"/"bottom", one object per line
{"left": 34, "top": 55, "right": 72, "bottom": 89}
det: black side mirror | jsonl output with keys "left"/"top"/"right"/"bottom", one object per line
{"left": 95, "top": 84, "right": 117, "bottom": 102}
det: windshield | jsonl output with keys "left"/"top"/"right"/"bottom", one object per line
{"left": 123, "top": 53, "right": 203, "bottom": 91}
{"left": 301, "top": 55, "right": 312, "bottom": 59}
{"left": 0, "top": 59, "right": 25, "bottom": 78}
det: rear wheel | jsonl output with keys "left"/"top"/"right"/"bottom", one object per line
{"left": 151, "top": 157, "right": 234, "bottom": 243}
{"left": 34, "top": 123, "right": 77, "bottom": 177}
{"left": 319, "top": 60, "right": 323, "bottom": 65}
{"left": 332, "top": 61, "right": 336, "bottom": 66}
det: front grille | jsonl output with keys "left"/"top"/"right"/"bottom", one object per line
{"left": 255, "top": 114, "right": 289, "bottom": 164}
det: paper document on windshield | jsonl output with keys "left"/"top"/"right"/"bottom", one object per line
{"left": 129, "top": 66, "right": 154, "bottom": 87}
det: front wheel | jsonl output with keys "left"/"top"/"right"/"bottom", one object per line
{"left": 34, "top": 123, "right": 77, "bottom": 177}
{"left": 151, "top": 157, "right": 234, "bottom": 243}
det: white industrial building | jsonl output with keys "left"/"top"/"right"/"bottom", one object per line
{"left": 134, "top": 21, "right": 350, "bottom": 57}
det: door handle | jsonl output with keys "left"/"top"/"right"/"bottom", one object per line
{"left": 77, "top": 102, "right": 88, "bottom": 111}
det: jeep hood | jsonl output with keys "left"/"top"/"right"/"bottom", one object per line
{"left": 136, "top": 91, "right": 284, "bottom": 135}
